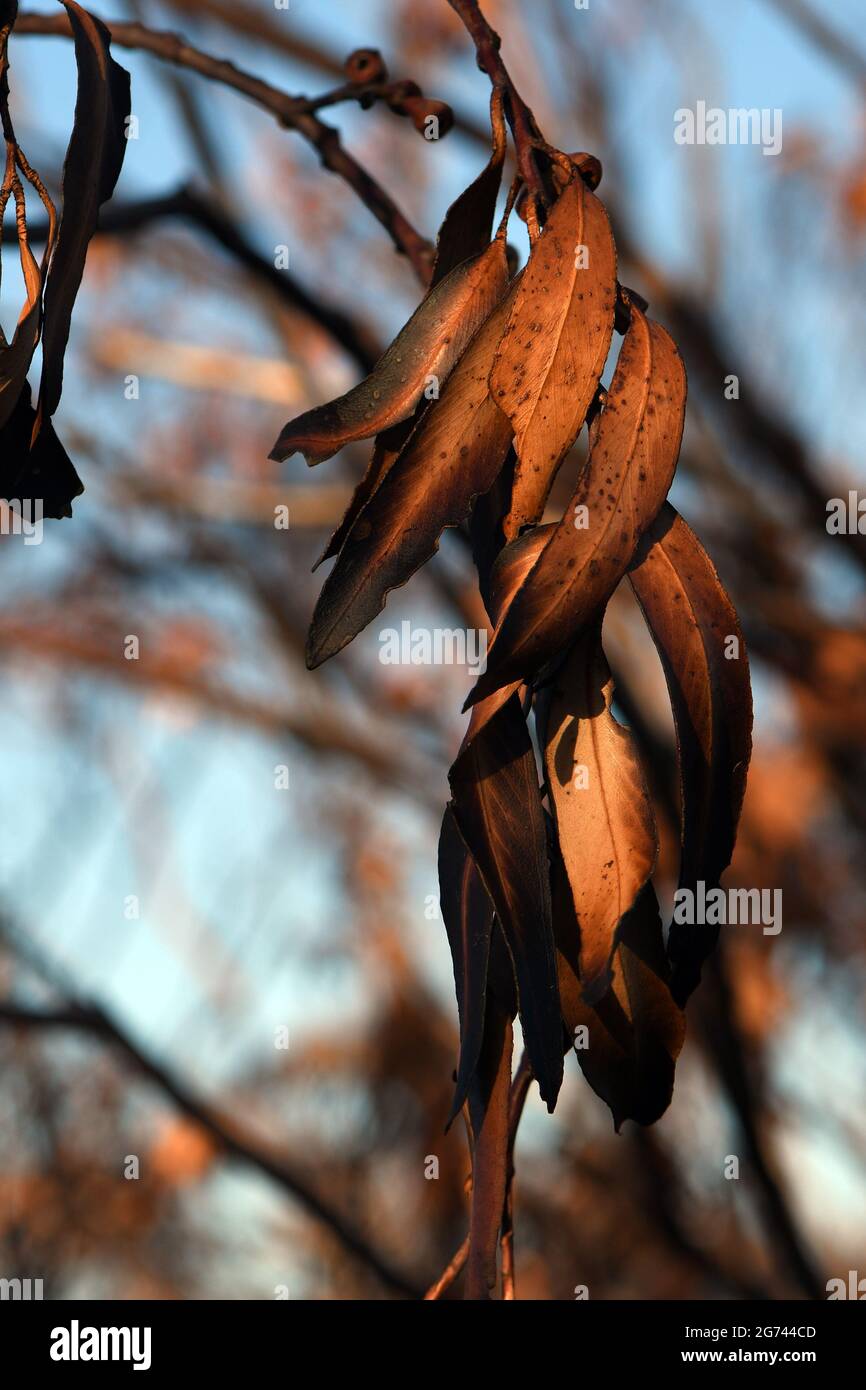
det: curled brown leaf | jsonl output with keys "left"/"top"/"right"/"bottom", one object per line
{"left": 270, "top": 239, "right": 508, "bottom": 466}
{"left": 306, "top": 242, "right": 514, "bottom": 667}
{"left": 629, "top": 503, "right": 753, "bottom": 1004}
{"left": 541, "top": 623, "right": 658, "bottom": 1006}
{"left": 468, "top": 307, "right": 686, "bottom": 705}
{"left": 489, "top": 171, "right": 617, "bottom": 539}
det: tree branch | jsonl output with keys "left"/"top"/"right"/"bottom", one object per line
{"left": 25, "top": 184, "right": 382, "bottom": 373}
{"left": 14, "top": 9, "right": 434, "bottom": 282}
{"left": 0, "top": 990, "right": 422, "bottom": 1298}
{"left": 447, "top": 0, "right": 551, "bottom": 206}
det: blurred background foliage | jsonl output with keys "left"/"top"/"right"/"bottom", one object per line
{"left": 0, "top": 0, "right": 865, "bottom": 1299}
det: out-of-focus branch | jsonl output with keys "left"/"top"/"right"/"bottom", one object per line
{"left": 103, "top": 187, "right": 383, "bottom": 372}
{"left": 26, "top": 186, "right": 383, "bottom": 372}
{"left": 0, "top": 615, "right": 443, "bottom": 812}
{"left": 167, "top": 0, "right": 346, "bottom": 79}
{"left": 14, "top": 11, "right": 434, "bottom": 282}
{"left": 91, "top": 328, "right": 303, "bottom": 404}
{"left": 699, "top": 952, "right": 825, "bottom": 1299}
{"left": 108, "top": 470, "right": 353, "bottom": 527}
{"left": 630, "top": 1129, "right": 772, "bottom": 1300}
{"left": 763, "top": 0, "right": 866, "bottom": 87}
{"left": 0, "top": 990, "right": 421, "bottom": 1299}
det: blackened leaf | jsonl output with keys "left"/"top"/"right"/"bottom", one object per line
{"left": 0, "top": 380, "right": 83, "bottom": 517}
{"left": 430, "top": 88, "right": 506, "bottom": 287}
{"left": 628, "top": 503, "right": 753, "bottom": 1004}
{"left": 306, "top": 248, "right": 514, "bottom": 667}
{"left": 271, "top": 240, "right": 508, "bottom": 465}
{"left": 487, "top": 920, "right": 518, "bottom": 1018}
{"left": 555, "top": 871, "right": 685, "bottom": 1130}
{"left": 449, "top": 691, "right": 562, "bottom": 1111}
{"left": 438, "top": 805, "right": 495, "bottom": 1124}
{"left": 489, "top": 172, "right": 617, "bottom": 538}
{"left": 542, "top": 623, "right": 658, "bottom": 1005}
{"left": 469, "top": 308, "right": 686, "bottom": 704}
{"left": 449, "top": 531, "right": 563, "bottom": 1112}
{"left": 465, "top": 998, "right": 512, "bottom": 1300}
{"left": 36, "top": 0, "right": 131, "bottom": 431}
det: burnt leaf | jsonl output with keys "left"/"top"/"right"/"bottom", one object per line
{"left": 430, "top": 88, "right": 506, "bottom": 287}
{"left": 465, "top": 996, "right": 512, "bottom": 1300}
{"left": 306, "top": 245, "right": 514, "bottom": 667}
{"left": 468, "top": 307, "right": 686, "bottom": 704}
{"left": 489, "top": 171, "right": 617, "bottom": 538}
{"left": 438, "top": 806, "right": 495, "bottom": 1123}
{"left": 541, "top": 623, "right": 658, "bottom": 1006}
{"left": 555, "top": 873, "right": 685, "bottom": 1130}
{"left": 629, "top": 503, "right": 753, "bottom": 1004}
{"left": 449, "top": 691, "right": 563, "bottom": 1111}
{"left": 0, "top": 381, "right": 82, "bottom": 517}
{"left": 36, "top": 0, "right": 131, "bottom": 432}
{"left": 270, "top": 239, "right": 508, "bottom": 466}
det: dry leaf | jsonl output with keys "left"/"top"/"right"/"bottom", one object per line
{"left": 542, "top": 623, "right": 658, "bottom": 1005}
{"left": 469, "top": 306, "right": 686, "bottom": 704}
{"left": 271, "top": 239, "right": 508, "bottom": 465}
{"left": 448, "top": 527, "right": 564, "bottom": 1112}
{"left": 430, "top": 87, "right": 506, "bottom": 286}
{"left": 629, "top": 504, "right": 752, "bottom": 1003}
{"left": 306, "top": 244, "right": 514, "bottom": 667}
{"left": 36, "top": 0, "right": 131, "bottom": 434}
{"left": 555, "top": 877, "right": 685, "bottom": 1129}
{"left": 489, "top": 172, "right": 617, "bottom": 538}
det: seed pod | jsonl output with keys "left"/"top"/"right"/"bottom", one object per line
{"left": 343, "top": 48, "right": 387, "bottom": 84}
{"left": 398, "top": 96, "right": 455, "bottom": 139}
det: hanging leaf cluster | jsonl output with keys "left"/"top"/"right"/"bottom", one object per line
{"left": 274, "top": 86, "right": 753, "bottom": 1299}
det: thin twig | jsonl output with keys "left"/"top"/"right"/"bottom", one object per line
{"left": 424, "top": 1048, "right": 533, "bottom": 1299}
{"left": 500, "top": 1049, "right": 530, "bottom": 1299}
{"left": 424, "top": 1235, "right": 469, "bottom": 1300}
{"left": 447, "top": 0, "right": 550, "bottom": 207}
{"left": 14, "top": 10, "right": 434, "bottom": 282}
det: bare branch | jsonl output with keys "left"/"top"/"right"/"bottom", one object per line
{"left": 0, "top": 974, "right": 422, "bottom": 1298}
{"left": 14, "top": 9, "right": 434, "bottom": 281}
